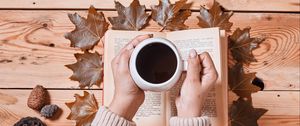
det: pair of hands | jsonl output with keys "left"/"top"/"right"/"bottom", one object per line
{"left": 109, "top": 34, "right": 218, "bottom": 120}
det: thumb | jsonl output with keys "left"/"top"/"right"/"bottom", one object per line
{"left": 186, "top": 49, "right": 201, "bottom": 82}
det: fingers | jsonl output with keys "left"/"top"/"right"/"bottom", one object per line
{"left": 118, "top": 45, "right": 134, "bottom": 73}
{"left": 120, "top": 34, "right": 153, "bottom": 54}
{"left": 186, "top": 49, "right": 201, "bottom": 83}
{"left": 199, "top": 52, "right": 218, "bottom": 89}
{"left": 112, "top": 34, "right": 152, "bottom": 63}
{"left": 129, "top": 34, "right": 153, "bottom": 47}
{"left": 199, "top": 52, "right": 217, "bottom": 75}
{"left": 114, "top": 34, "right": 153, "bottom": 65}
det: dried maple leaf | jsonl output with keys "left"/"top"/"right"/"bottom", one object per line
{"left": 151, "top": 0, "right": 190, "bottom": 31}
{"left": 229, "top": 63, "right": 261, "bottom": 98}
{"left": 197, "top": 1, "right": 233, "bottom": 31}
{"left": 230, "top": 97, "right": 268, "bottom": 126}
{"left": 229, "top": 27, "right": 264, "bottom": 65}
{"left": 65, "top": 51, "right": 103, "bottom": 88}
{"left": 65, "top": 6, "right": 109, "bottom": 51}
{"left": 165, "top": 9, "right": 191, "bottom": 31}
{"left": 66, "top": 91, "right": 98, "bottom": 126}
{"left": 108, "top": 0, "right": 150, "bottom": 31}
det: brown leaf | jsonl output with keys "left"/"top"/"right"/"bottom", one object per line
{"left": 108, "top": 0, "right": 150, "bottom": 31}
{"left": 229, "top": 27, "right": 264, "bottom": 65}
{"left": 151, "top": 0, "right": 190, "bottom": 31}
{"left": 197, "top": 1, "right": 233, "bottom": 31}
{"left": 229, "top": 63, "right": 261, "bottom": 98}
{"left": 65, "top": 51, "right": 103, "bottom": 88}
{"left": 165, "top": 9, "right": 191, "bottom": 31}
{"left": 230, "top": 97, "right": 268, "bottom": 126}
{"left": 66, "top": 91, "right": 98, "bottom": 126}
{"left": 65, "top": 6, "right": 109, "bottom": 51}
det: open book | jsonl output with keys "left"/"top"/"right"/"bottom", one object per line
{"left": 103, "top": 28, "right": 228, "bottom": 126}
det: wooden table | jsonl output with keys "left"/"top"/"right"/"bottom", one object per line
{"left": 0, "top": 0, "right": 299, "bottom": 125}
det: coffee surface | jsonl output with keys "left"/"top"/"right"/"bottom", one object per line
{"left": 136, "top": 43, "right": 177, "bottom": 84}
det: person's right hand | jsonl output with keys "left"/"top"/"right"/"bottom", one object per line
{"left": 175, "top": 49, "right": 218, "bottom": 117}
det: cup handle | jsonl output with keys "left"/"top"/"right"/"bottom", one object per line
{"left": 183, "top": 60, "right": 188, "bottom": 71}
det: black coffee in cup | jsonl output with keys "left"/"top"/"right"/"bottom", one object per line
{"left": 136, "top": 43, "right": 177, "bottom": 84}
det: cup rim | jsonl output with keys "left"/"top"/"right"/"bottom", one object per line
{"left": 129, "top": 37, "right": 183, "bottom": 91}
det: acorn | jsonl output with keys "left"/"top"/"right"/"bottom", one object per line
{"left": 27, "top": 85, "right": 48, "bottom": 110}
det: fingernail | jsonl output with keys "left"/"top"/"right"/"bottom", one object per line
{"left": 126, "top": 44, "right": 134, "bottom": 50}
{"left": 148, "top": 34, "right": 153, "bottom": 38}
{"left": 189, "top": 49, "right": 197, "bottom": 58}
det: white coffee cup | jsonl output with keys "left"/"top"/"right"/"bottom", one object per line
{"left": 129, "top": 37, "right": 187, "bottom": 92}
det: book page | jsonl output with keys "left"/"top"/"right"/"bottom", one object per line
{"left": 103, "top": 30, "right": 167, "bottom": 126}
{"left": 165, "top": 28, "right": 228, "bottom": 126}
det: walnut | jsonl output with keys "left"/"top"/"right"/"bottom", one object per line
{"left": 40, "top": 104, "right": 59, "bottom": 118}
{"left": 27, "top": 85, "right": 48, "bottom": 110}
{"left": 14, "top": 117, "right": 46, "bottom": 126}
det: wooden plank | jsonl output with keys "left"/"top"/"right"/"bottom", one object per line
{"left": 1, "top": 90, "right": 299, "bottom": 125}
{"left": 0, "top": 89, "right": 102, "bottom": 126}
{"left": 0, "top": 0, "right": 299, "bottom": 12}
{"left": 0, "top": 10, "right": 99, "bottom": 89}
{"left": 228, "top": 13, "right": 300, "bottom": 91}
{"left": 252, "top": 91, "right": 300, "bottom": 116}
{"left": 258, "top": 115, "right": 300, "bottom": 126}
{"left": 229, "top": 91, "right": 300, "bottom": 116}
{"left": 0, "top": 11, "right": 299, "bottom": 90}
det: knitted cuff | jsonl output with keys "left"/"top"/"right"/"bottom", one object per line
{"left": 169, "top": 116, "right": 211, "bottom": 126}
{"left": 91, "top": 106, "right": 136, "bottom": 126}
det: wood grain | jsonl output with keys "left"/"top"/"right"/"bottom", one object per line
{"left": 1, "top": 90, "right": 299, "bottom": 125}
{"left": 0, "top": 10, "right": 97, "bottom": 89}
{"left": 0, "top": 0, "right": 299, "bottom": 12}
{"left": 229, "top": 13, "right": 300, "bottom": 91}
{"left": 252, "top": 91, "right": 300, "bottom": 115}
{"left": 0, "top": 0, "right": 299, "bottom": 125}
{"left": 0, "top": 90, "right": 102, "bottom": 126}
{"left": 0, "top": 11, "right": 299, "bottom": 90}
{"left": 258, "top": 115, "right": 300, "bottom": 126}
{"left": 228, "top": 91, "right": 300, "bottom": 116}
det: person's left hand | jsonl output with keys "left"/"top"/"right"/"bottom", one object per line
{"left": 109, "top": 34, "right": 153, "bottom": 120}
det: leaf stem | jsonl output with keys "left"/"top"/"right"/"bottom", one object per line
{"left": 159, "top": 26, "right": 165, "bottom": 32}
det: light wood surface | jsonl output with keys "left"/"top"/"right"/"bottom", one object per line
{"left": 0, "top": 0, "right": 299, "bottom": 12}
{"left": 1, "top": 90, "right": 299, "bottom": 126}
{"left": 0, "top": 0, "right": 299, "bottom": 125}
{"left": 258, "top": 115, "right": 300, "bottom": 126}
{"left": 252, "top": 91, "right": 300, "bottom": 115}
{"left": 0, "top": 11, "right": 299, "bottom": 90}
{"left": 0, "top": 90, "right": 102, "bottom": 126}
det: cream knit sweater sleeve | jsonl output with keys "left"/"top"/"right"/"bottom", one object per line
{"left": 92, "top": 107, "right": 211, "bottom": 126}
